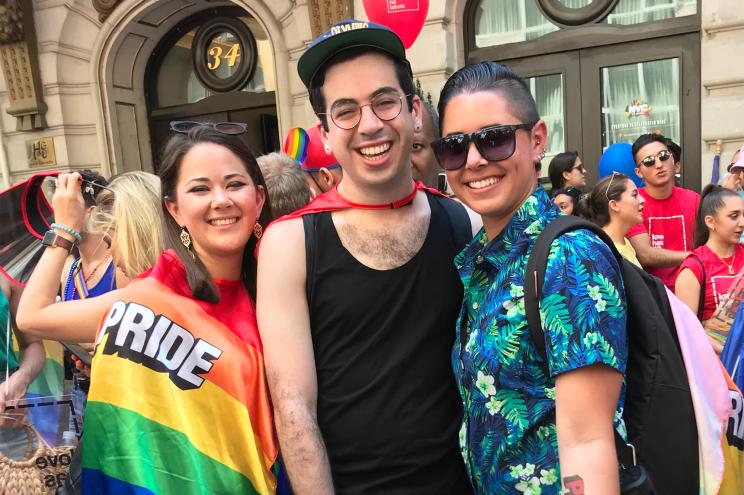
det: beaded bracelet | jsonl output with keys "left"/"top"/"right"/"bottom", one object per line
{"left": 51, "top": 222, "right": 82, "bottom": 242}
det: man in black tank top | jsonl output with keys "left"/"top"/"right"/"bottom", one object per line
{"left": 257, "top": 20, "right": 478, "bottom": 495}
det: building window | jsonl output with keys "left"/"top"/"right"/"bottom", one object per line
{"left": 473, "top": 0, "right": 697, "bottom": 48}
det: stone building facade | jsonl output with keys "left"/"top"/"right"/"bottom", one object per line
{"left": 0, "top": 0, "right": 740, "bottom": 191}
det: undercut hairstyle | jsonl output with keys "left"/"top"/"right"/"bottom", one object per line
{"left": 88, "top": 171, "right": 163, "bottom": 278}
{"left": 159, "top": 126, "right": 273, "bottom": 303}
{"left": 438, "top": 62, "right": 539, "bottom": 135}
{"left": 694, "top": 184, "right": 740, "bottom": 248}
{"left": 631, "top": 133, "right": 668, "bottom": 162}
{"left": 308, "top": 47, "right": 415, "bottom": 131}
{"left": 665, "top": 138, "right": 682, "bottom": 164}
{"left": 548, "top": 151, "right": 579, "bottom": 190}
{"left": 257, "top": 152, "right": 311, "bottom": 218}
{"left": 579, "top": 173, "right": 632, "bottom": 227}
{"left": 421, "top": 101, "right": 440, "bottom": 140}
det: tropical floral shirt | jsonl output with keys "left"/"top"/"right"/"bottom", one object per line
{"left": 452, "top": 187, "right": 628, "bottom": 494}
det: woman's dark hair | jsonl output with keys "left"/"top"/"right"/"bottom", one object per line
{"left": 694, "top": 184, "right": 740, "bottom": 248}
{"left": 78, "top": 169, "right": 108, "bottom": 207}
{"left": 309, "top": 47, "right": 415, "bottom": 132}
{"left": 548, "top": 151, "right": 579, "bottom": 190}
{"left": 159, "top": 126, "right": 273, "bottom": 303}
{"left": 579, "top": 173, "right": 632, "bottom": 227}
{"left": 438, "top": 62, "right": 539, "bottom": 135}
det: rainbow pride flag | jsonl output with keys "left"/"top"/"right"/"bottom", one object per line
{"left": 82, "top": 251, "right": 281, "bottom": 494}
{"left": 282, "top": 127, "right": 309, "bottom": 164}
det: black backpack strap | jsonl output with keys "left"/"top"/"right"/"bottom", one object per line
{"left": 436, "top": 195, "right": 472, "bottom": 250}
{"left": 522, "top": 216, "right": 634, "bottom": 465}
{"left": 688, "top": 254, "right": 707, "bottom": 320}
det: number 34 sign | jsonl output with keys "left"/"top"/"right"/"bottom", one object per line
{"left": 193, "top": 17, "right": 257, "bottom": 92}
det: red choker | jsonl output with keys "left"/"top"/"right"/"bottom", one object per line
{"left": 335, "top": 184, "right": 419, "bottom": 210}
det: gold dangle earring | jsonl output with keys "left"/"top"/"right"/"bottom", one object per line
{"left": 180, "top": 228, "right": 191, "bottom": 250}
{"left": 180, "top": 228, "right": 195, "bottom": 259}
{"left": 253, "top": 222, "right": 263, "bottom": 240}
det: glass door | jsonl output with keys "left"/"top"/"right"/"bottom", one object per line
{"left": 505, "top": 51, "right": 581, "bottom": 184}
{"left": 503, "top": 33, "right": 699, "bottom": 189}
{"left": 580, "top": 33, "right": 700, "bottom": 189}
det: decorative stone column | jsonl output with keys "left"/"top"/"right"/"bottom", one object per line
{"left": 0, "top": 0, "right": 47, "bottom": 131}
{"left": 308, "top": 0, "right": 353, "bottom": 38}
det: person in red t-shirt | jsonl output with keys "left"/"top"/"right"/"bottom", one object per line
{"left": 676, "top": 185, "right": 744, "bottom": 353}
{"left": 627, "top": 134, "right": 699, "bottom": 290}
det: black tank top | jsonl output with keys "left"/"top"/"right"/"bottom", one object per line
{"left": 304, "top": 193, "right": 473, "bottom": 494}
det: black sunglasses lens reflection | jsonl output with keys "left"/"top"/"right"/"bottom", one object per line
{"left": 436, "top": 128, "right": 515, "bottom": 171}
{"left": 214, "top": 122, "right": 248, "bottom": 135}
{"left": 435, "top": 136, "right": 469, "bottom": 171}
{"left": 477, "top": 127, "right": 514, "bottom": 162}
{"left": 642, "top": 150, "right": 672, "bottom": 167}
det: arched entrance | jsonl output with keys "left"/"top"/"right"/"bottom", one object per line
{"left": 91, "top": 0, "right": 291, "bottom": 175}
{"left": 146, "top": 6, "right": 278, "bottom": 170}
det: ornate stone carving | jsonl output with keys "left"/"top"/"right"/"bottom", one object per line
{"left": 308, "top": 0, "right": 352, "bottom": 38}
{"left": 0, "top": 0, "right": 46, "bottom": 130}
{"left": 0, "top": 1, "right": 24, "bottom": 44}
{"left": 91, "top": 0, "right": 122, "bottom": 22}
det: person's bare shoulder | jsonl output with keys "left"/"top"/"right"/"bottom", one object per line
{"left": 259, "top": 218, "right": 305, "bottom": 258}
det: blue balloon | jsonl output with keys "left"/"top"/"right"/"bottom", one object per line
{"left": 599, "top": 143, "right": 643, "bottom": 187}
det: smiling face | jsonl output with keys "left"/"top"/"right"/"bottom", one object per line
{"left": 707, "top": 195, "right": 744, "bottom": 245}
{"left": 442, "top": 90, "right": 546, "bottom": 238}
{"left": 319, "top": 52, "right": 421, "bottom": 196}
{"left": 165, "top": 142, "right": 265, "bottom": 264}
{"left": 634, "top": 141, "right": 678, "bottom": 189}
{"left": 610, "top": 178, "right": 645, "bottom": 227}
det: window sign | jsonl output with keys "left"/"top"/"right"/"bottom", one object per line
{"left": 600, "top": 58, "right": 680, "bottom": 150}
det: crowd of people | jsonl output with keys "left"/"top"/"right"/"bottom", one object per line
{"left": 1, "top": 17, "right": 743, "bottom": 495}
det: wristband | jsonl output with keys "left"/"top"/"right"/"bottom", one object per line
{"left": 51, "top": 222, "right": 82, "bottom": 242}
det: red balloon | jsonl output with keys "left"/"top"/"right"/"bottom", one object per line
{"left": 362, "top": 0, "right": 429, "bottom": 49}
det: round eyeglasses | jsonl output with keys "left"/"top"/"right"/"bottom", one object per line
{"left": 320, "top": 94, "right": 410, "bottom": 130}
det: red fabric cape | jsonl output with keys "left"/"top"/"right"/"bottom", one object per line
{"left": 270, "top": 180, "right": 445, "bottom": 225}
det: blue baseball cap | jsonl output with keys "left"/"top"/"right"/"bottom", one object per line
{"left": 297, "top": 19, "right": 410, "bottom": 88}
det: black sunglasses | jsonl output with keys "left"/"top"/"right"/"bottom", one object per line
{"left": 170, "top": 121, "right": 248, "bottom": 135}
{"left": 431, "top": 122, "right": 536, "bottom": 171}
{"left": 638, "top": 149, "right": 672, "bottom": 167}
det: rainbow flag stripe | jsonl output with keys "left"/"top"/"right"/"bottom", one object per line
{"left": 282, "top": 127, "right": 309, "bottom": 164}
{"left": 82, "top": 252, "right": 279, "bottom": 494}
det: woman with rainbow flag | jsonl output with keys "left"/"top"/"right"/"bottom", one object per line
{"left": 17, "top": 123, "right": 284, "bottom": 494}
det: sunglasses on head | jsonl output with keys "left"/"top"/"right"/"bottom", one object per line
{"left": 638, "top": 149, "right": 672, "bottom": 167}
{"left": 169, "top": 121, "right": 248, "bottom": 135}
{"left": 431, "top": 122, "right": 537, "bottom": 171}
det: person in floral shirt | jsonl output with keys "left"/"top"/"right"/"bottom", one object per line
{"left": 432, "top": 62, "right": 628, "bottom": 494}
